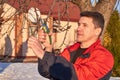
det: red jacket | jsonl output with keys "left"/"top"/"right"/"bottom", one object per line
{"left": 60, "top": 39, "right": 114, "bottom": 80}
{"left": 38, "top": 39, "right": 114, "bottom": 80}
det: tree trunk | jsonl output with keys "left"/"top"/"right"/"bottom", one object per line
{"left": 93, "top": 0, "right": 117, "bottom": 39}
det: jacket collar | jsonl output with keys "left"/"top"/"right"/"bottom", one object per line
{"left": 83, "top": 39, "right": 101, "bottom": 54}
{"left": 68, "top": 39, "right": 101, "bottom": 54}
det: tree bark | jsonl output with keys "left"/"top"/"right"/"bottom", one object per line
{"left": 93, "top": 0, "right": 117, "bottom": 38}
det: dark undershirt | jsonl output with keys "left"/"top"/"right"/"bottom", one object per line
{"left": 71, "top": 47, "right": 87, "bottom": 63}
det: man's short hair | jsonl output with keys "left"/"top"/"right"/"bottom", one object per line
{"left": 80, "top": 11, "right": 105, "bottom": 36}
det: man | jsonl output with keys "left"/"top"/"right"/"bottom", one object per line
{"left": 28, "top": 11, "right": 114, "bottom": 80}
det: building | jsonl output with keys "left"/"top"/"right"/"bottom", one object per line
{"left": 0, "top": 0, "right": 80, "bottom": 61}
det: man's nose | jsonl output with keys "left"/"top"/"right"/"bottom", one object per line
{"left": 77, "top": 25, "right": 83, "bottom": 31}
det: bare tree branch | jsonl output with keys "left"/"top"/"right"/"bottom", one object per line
{"left": 71, "top": 0, "right": 92, "bottom": 11}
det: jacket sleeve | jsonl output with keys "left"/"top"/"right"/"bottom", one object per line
{"left": 73, "top": 50, "right": 114, "bottom": 80}
{"left": 38, "top": 51, "right": 78, "bottom": 80}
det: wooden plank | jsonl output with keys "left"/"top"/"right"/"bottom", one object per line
{"left": 14, "top": 14, "right": 23, "bottom": 56}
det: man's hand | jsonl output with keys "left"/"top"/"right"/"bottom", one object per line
{"left": 28, "top": 36, "right": 44, "bottom": 59}
{"left": 38, "top": 29, "right": 55, "bottom": 52}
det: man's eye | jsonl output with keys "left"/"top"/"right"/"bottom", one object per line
{"left": 83, "top": 24, "right": 87, "bottom": 27}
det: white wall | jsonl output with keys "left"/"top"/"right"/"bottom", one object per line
{"left": 54, "top": 21, "right": 78, "bottom": 52}
{"left": 0, "top": 3, "right": 16, "bottom": 56}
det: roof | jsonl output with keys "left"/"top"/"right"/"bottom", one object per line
{"left": 6, "top": 0, "right": 80, "bottom": 22}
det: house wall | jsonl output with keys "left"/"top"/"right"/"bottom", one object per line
{"left": 0, "top": 3, "right": 16, "bottom": 56}
{"left": 0, "top": 3, "right": 78, "bottom": 57}
{"left": 53, "top": 21, "right": 78, "bottom": 52}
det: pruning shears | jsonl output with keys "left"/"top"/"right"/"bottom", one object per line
{"left": 40, "top": 19, "right": 52, "bottom": 44}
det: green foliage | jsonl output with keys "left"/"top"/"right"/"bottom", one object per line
{"left": 105, "top": 10, "right": 120, "bottom": 76}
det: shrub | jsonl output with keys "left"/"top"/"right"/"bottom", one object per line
{"left": 104, "top": 10, "right": 120, "bottom": 76}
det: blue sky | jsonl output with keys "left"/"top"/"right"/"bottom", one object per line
{"left": 115, "top": 0, "right": 120, "bottom": 12}
{"left": 91, "top": 0, "right": 120, "bottom": 12}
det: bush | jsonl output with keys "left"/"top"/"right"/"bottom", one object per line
{"left": 104, "top": 10, "right": 120, "bottom": 76}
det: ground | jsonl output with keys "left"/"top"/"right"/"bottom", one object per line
{"left": 0, "top": 62, "right": 120, "bottom": 80}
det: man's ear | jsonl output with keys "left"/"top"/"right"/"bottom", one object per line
{"left": 95, "top": 28, "right": 101, "bottom": 36}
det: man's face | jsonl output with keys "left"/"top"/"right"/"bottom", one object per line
{"left": 77, "top": 16, "right": 100, "bottom": 43}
